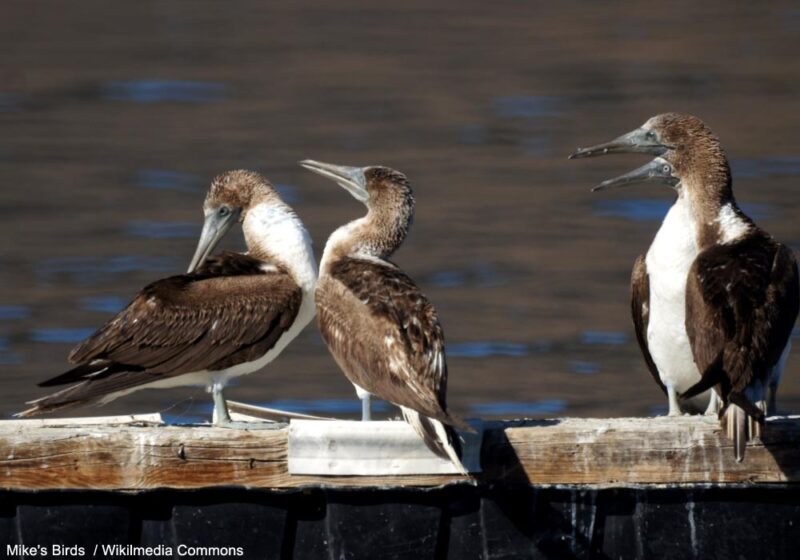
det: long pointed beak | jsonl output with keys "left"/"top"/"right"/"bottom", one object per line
{"left": 569, "top": 128, "right": 671, "bottom": 160}
{"left": 591, "top": 157, "right": 679, "bottom": 192}
{"left": 299, "top": 159, "right": 368, "bottom": 203}
{"left": 187, "top": 209, "right": 240, "bottom": 272}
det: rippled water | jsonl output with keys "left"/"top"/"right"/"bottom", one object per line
{"left": 1, "top": 1, "right": 799, "bottom": 421}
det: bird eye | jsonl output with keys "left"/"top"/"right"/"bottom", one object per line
{"left": 646, "top": 131, "right": 656, "bottom": 140}
{"left": 662, "top": 165, "right": 671, "bottom": 174}
{"left": 218, "top": 206, "right": 230, "bottom": 217}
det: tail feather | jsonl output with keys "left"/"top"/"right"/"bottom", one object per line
{"left": 725, "top": 404, "right": 748, "bottom": 462}
{"left": 723, "top": 400, "right": 765, "bottom": 463}
{"left": 17, "top": 370, "right": 162, "bottom": 418}
{"left": 400, "top": 406, "right": 467, "bottom": 474}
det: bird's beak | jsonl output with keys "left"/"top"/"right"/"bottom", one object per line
{"left": 569, "top": 127, "right": 671, "bottom": 159}
{"left": 187, "top": 208, "right": 240, "bottom": 272}
{"left": 591, "top": 157, "right": 679, "bottom": 192}
{"left": 299, "top": 159, "right": 368, "bottom": 203}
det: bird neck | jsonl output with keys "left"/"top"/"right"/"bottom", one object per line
{"left": 320, "top": 203, "right": 413, "bottom": 274}
{"left": 680, "top": 172, "right": 752, "bottom": 249}
{"left": 243, "top": 202, "right": 318, "bottom": 292}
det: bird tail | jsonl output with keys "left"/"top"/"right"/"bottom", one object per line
{"left": 16, "top": 370, "right": 160, "bottom": 418}
{"left": 400, "top": 406, "right": 467, "bottom": 475}
{"left": 16, "top": 383, "right": 98, "bottom": 418}
{"left": 722, "top": 393, "right": 766, "bottom": 462}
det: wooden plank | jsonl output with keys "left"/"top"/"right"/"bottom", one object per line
{"left": 1, "top": 416, "right": 799, "bottom": 491}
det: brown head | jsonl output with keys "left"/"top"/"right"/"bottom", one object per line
{"left": 569, "top": 113, "right": 733, "bottom": 206}
{"left": 188, "top": 170, "right": 285, "bottom": 272}
{"left": 300, "top": 160, "right": 415, "bottom": 259}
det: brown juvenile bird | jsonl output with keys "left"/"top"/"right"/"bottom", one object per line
{"left": 300, "top": 159, "right": 471, "bottom": 473}
{"left": 571, "top": 113, "right": 798, "bottom": 461}
{"left": 19, "top": 170, "right": 318, "bottom": 426}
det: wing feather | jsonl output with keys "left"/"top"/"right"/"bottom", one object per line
{"left": 318, "top": 257, "right": 468, "bottom": 430}
{"left": 630, "top": 254, "right": 666, "bottom": 394}
{"left": 25, "top": 252, "right": 303, "bottom": 415}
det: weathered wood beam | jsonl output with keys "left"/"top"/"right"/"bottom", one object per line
{"left": 1, "top": 416, "right": 798, "bottom": 491}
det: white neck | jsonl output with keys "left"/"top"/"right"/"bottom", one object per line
{"left": 319, "top": 216, "right": 367, "bottom": 275}
{"left": 243, "top": 202, "right": 318, "bottom": 292}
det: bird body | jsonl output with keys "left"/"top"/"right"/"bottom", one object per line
{"left": 20, "top": 170, "right": 317, "bottom": 424}
{"left": 301, "top": 160, "right": 469, "bottom": 473}
{"left": 572, "top": 113, "right": 798, "bottom": 459}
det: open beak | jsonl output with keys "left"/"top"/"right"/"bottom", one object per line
{"left": 569, "top": 128, "right": 671, "bottom": 160}
{"left": 299, "top": 160, "right": 368, "bottom": 203}
{"left": 187, "top": 209, "right": 240, "bottom": 272}
{"left": 591, "top": 157, "right": 679, "bottom": 192}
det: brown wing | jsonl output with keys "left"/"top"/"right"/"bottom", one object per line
{"left": 30, "top": 252, "right": 302, "bottom": 407}
{"left": 684, "top": 235, "right": 799, "bottom": 400}
{"left": 631, "top": 254, "right": 666, "bottom": 394}
{"left": 317, "top": 257, "right": 468, "bottom": 430}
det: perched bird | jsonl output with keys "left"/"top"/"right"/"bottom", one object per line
{"left": 300, "top": 159, "right": 471, "bottom": 473}
{"left": 19, "top": 170, "right": 318, "bottom": 426}
{"left": 571, "top": 113, "right": 798, "bottom": 460}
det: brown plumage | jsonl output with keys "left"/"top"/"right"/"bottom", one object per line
{"left": 20, "top": 253, "right": 302, "bottom": 417}
{"left": 573, "top": 113, "right": 799, "bottom": 460}
{"left": 301, "top": 160, "right": 470, "bottom": 473}
{"left": 19, "top": 170, "right": 317, "bottom": 420}
{"left": 630, "top": 254, "right": 666, "bottom": 395}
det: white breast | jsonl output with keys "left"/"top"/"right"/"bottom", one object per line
{"left": 645, "top": 195, "right": 710, "bottom": 408}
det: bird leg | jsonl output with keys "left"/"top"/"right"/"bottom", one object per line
{"left": 212, "top": 382, "right": 232, "bottom": 425}
{"left": 667, "top": 386, "right": 682, "bottom": 416}
{"left": 353, "top": 383, "right": 372, "bottom": 421}
{"left": 210, "top": 382, "right": 283, "bottom": 430}
{"left": 767, "top": 382, "right": 778, "bottom": 417}
{"left": 704, "top": 391, "right": 721, "bottom": 416}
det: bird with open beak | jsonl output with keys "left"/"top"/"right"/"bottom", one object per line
{"left": 19, "top": 170, "right": 318, "bottom": 426}
{"left": 570, "top": 113, "right": 798, "bottom": 461}
{"left": 300, "top": 159, "right": 472, "bottom": 474}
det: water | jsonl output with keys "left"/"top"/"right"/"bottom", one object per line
{"left": 1, "top": 0, "right": 799, "bottom": 421}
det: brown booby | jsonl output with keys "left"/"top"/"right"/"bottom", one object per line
{"left": 299, "top": 159, "right": 471, "bottom": 473}
{"left": 19, "top": 170, "right": 318, "bottom": 426}
{"left": 571, "top": 113, "right": 799, "bottom": 460}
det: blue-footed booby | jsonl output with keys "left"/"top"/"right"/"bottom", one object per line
{"left": 19, "top": 170, "right": 318, "bottom": 426}
{"left": 299, "top": 159, "right": 471, "bottom": 473}
{"left": 571, "top": 113, "right": 799, "bottom": 460}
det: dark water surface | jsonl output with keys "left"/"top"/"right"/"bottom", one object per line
{"left": 1, "top": 1, "right": 799, "bottom": 421}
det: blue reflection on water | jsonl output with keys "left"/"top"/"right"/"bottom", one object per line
{"left": 429, "top": 270, "right": 466, "bottom": 288}
{"left": 274, "top": 183, "right": 300, "bottom": 204}
{"left": 37, "top": 255, "right": 178, "bottom": 286}
{"left": 101, "top": 80, "right": 229, "bottom": 103}
{"left": 568, "top": 360, "right": 600, "bottom": 375}
{"left": 0, "top": 93, "right": 22, "bottom": 112}
{"left": 264, "top": 399, "right": 391, "bottom": 415}
{"left": 133, "top": 169, "right": 204, "bottom": 192}
{"left": 470, "top": 399, "right": 567, "bottom": 416}
{"left": 581, "top": 331, "right": 628, "bottom": 345}
{"left": 492, "top": 95, "right": 562, "bottom": 118}
{"left": 0, "top": 306, "right": 30, "bottom": 320}
{"left": 80, "top": 296, "right": 127, "bottom": 313}
{"left": 0, "top": 336, "right": 18, "bottom": 364}
{"left": 731, "top": 156, "right": 800, "bottom": 178}
{"left": 126, "top": 221, "right": 199, "bottom": 239}
{"left": 428, "top": 261, "right": 505, "bottom": 289}
{"left": 31, "top": 328, "right": 95, "bottom": 344}
{"left": 594, "top": 199, "right": 772, "bottom": 222}
{"left": 448, "top": 341, "right": 529, "bottom": 358}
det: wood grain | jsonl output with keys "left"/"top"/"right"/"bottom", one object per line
{"left": 1, "top": 416, "right": 798, "bottom": 490}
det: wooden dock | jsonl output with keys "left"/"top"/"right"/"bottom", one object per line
{"left": 2, "top": 415, "right": 800, "bottom": 559}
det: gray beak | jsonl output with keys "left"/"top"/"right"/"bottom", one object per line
{"left": 569, "top": 128, "right": 671, "bottom": 159}
{"left": 591, "top": 157, "right": 679, "bottom": 192}
{"left": 187, "top": 208, "right": 240, "bottom": 272}
{"left": 299, "top": 159, "right": 368, "bottom": 203}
